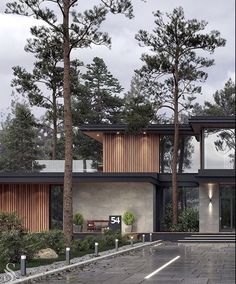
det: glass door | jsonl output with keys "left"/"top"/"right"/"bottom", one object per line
{"left": 220, "top": 185, "right": 235, "bottom": 231}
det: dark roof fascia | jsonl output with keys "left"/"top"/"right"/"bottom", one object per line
{"left": 189, "top": 116, "right": 236, "bottom": 136}
{"left": 2, "top": 170, "right": 234, "bottom": 185}
{"left": 79, "top": 124, "right": 194, "bottom": 135}
{"left": 74, "top": 172, "right": 159, "bottom": 185}
{"left": 0, "top": 172, "right": 159, "bottom": 185}
{"left": 0, "top": 172, "right": 65, "bottom": 184}
{"left": 196, "top": 169, "right": 235, "bottom": 182}
{"left": 158, "top": 173, "right": 199, "bottom": 187}
{"left": 189, "top": 116, "right": 236, "bottom": 123}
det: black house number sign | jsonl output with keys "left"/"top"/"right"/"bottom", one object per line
{"left": 109, "top": 215, "right": 122, "bottom": 232}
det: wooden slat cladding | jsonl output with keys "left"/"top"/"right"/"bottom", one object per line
{"left": 103, "top": 133, "right": 159, "bottom": 172}
{"left": 0, "top": 184, "right": 49, "bottom": 232}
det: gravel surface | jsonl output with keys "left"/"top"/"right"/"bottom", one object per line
{"left": 0, "top": 242, "right": 147, "bottom": 283}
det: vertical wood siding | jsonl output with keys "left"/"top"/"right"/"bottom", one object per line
{"left": 103, "top": 134, "right": 159, "bottom": 172}
{"left": 0, "top": 184, "right": 49, "bottom": 232}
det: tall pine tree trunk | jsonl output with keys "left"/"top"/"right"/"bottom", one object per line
{"left": 172, "top": 59, "right": 179, "bottom": 225}
{"left": 63, "top": 0, "right": 73, "bottom": 246}
{"left": 52, "top": 90, "right": 57, "bottom": 160}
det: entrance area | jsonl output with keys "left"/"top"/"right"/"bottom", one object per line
{"left": 220, "top": 184, "right": 235, "bottom": 232}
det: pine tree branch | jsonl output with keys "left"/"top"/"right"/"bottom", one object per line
{"left": 69, "top": 0, "right": 78, "bottom": 8}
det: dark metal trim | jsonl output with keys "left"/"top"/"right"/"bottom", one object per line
{"left": 200, "top": 129, "right": 204, "bottom": 170}
{"left": 0, "top": 170, "right": 234, "bottom": 185}
{"left": 0, "top": 172, "right": 159, "bottom": 185}
{"left": 197, "top": 169, "right": 235, "bottom": 182}
{"left": 80, "top": 124, "right": 194, "bottom": 135}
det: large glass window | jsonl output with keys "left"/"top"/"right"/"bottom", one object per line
{"left": 50, "top": 185, "right": 63, "bottom": 230}
{"left": 162, "top": 186, "right": 199, "bottom": 212}
{"left": 160, "top": 186, "right": 199, "bottom": 231}
{"left": 160, "top": 135, "right": 200, "bottom": 173}
{"left": 204, "top": 129, "right": 235, "bottom": 169}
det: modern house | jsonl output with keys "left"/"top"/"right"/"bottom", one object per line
{"left": 0, "top": 116, "right": 235, "bottom": 233}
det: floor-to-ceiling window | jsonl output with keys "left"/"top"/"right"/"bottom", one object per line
{"left": 159, "top": 186, "right": 199, "bottom": 231}
{"left": 50, "top": 185, "right": 63, "bottom": 230}
{"left": 220, "top": 184, "right": 235, "bottom": 231}
{"left": 159, "top": 135, "right": 200, "bottom": 173}
{"left": 204, "top": 129, "right": 235, "bottom": 169}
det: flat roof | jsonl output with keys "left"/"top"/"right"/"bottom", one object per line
{"left": 0, "top": 171, "right": 234, "bottom": 185}
{"left": 189, "top": 116, "right": 235, "bottom": 135}
{"left": 79, "top": 116, "right": 235, "bottom": 142}
{"left": 0, "top": 172, "right": 159, "bottom": 185}
{"left": 80, "top": 124, "right": 195, "bottom": 142}
{"left": 79, "top": 124, "right": 193, "bottom": 133}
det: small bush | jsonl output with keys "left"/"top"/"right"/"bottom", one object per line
{"left": 178, "top": 208, "right": 199, "bottom": 232}
{"left": 0, "top": 211, "right": 25, "bottom": 234}
{"left": 0, "top": 230, "right": 23, "bottom": 263}
{"left": 123, "top": 212, "right": 135, "bottom": 226}
{"left": 73, "top": 213, "right": 84, "bottom": 225}
{"left": 39, "top": 230, "right": 66, "bottom": 254}
{"left": 84, "top": 236, "right": 97, "bottom": 250}
{"left": 103, "top": 230, "right": 123, "bottom": 246}
{"left": 162, "top": 203, "right": 199, "bottom": 232}
{"left": 0, "top": 230, "right": 42, "bottom": 263}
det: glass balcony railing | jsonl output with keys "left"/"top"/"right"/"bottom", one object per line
{"left": 37, "top": 160, "right": 99, "bottom": 173}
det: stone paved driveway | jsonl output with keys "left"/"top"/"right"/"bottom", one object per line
{"left": 38, "top": 243, "right": 235, "bottom": 284}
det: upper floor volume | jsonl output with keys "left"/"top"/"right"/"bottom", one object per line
{"left": 80, "top": 116, "right": 235, "bottom": 173}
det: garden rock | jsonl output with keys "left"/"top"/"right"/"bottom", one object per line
{"left": 34, "top": 248, "right": 58, "bottom": 259}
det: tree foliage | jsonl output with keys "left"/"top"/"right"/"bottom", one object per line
{"left": 204, "top": 79, "right": 235, "bottom": 116}
{"left": 0, "top": 103, "right": 43, "bottom": 172}
{"left": 11, "top": 26, "right": 83, "bottom": 159}
{"left": 204, "top": 79, "right": 235, "bottom": 168}
{"left": 6, "top": 0, "right": 135, "bottom": 245}
{"left": 123, "top": 74, "right": 156, "bottom": 133}
{"left": 73, "top": 57, "right": 124, "bottom": 125}
{"left": 135, "top": 7, "right": 226, "bottom": 224}
{"left": 72, "top": 57, "right": 124, "bottom": 163}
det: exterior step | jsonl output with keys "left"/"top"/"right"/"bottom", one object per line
{"left": 178, "top": 234, "right": 235, "bottom": 243}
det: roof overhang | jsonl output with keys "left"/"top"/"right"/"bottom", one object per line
{"left": 158, "top": 173, "right": 199, "bottom": 187}
{"left": 0, "top": 172, "right": 159, "bottom": 185}
{"left": 189, "top": 116, "right": 236, "bottom": 136}
{"left": 80, "top": 124, "right": 195, "bottom": 142}
{"left": 196, "top": 169, "right": 235, "bottom": 183}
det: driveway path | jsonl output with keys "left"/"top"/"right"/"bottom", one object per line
{"left": 38, "top": 243, "right": 235, "bottom": 284}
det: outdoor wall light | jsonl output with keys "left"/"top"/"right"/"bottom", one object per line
{"left": 143, "top": 131, "right": 147, "bottom": 135}
{"left": 208, "top": 185, "right": 213, "bottom": 202}
{"left": 116, "top": 131, "right": 120, "bottom": 135}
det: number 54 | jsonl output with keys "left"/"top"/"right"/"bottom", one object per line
{"left": 111, "top": 217, "right": 120, "bottom": 224}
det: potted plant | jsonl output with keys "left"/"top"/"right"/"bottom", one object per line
{"left": 73, "top": 212, "right": 84, "bottom": 232}
{"left": 123, "top": 211, "right": 135, "bottom": 233}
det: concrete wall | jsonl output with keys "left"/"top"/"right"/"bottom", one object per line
{"left": 199, "top": 183, "right": 219, "bottom": 233}
{"left": 73, "top": 182, "right": 156, "bottom": 233}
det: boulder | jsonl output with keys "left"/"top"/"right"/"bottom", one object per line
{"left": 34, "top": 248, "right": 58, "bottom": 259}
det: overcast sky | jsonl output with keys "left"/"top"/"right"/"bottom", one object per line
{"left": 0, "top": 0, "right": 235, "bottom": 122}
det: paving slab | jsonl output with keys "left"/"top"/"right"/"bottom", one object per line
{"left": 36, "top": 242, "right": 235, "bottom": 284}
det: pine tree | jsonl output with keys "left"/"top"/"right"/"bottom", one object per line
{"left": 135, "top": 7, "right": 225, "bottom": 224}
{"left": 0, "top": 103, "right": 42, "bottom": 172}
{"left": 204, "top": 79, "right": 235, "bottom": 116}
{"left": 72, "top": 57, "right": 124, "bottom": 164}
{"left": 123, "top": 74, "right": 156, "bottom": 133}
{"left": 204, "top": 79, "right": 235, "bottom": 168}
{"left": 6, "top": 0, "right": 134, "bottom": 245}
{"left": 11, "top": 26, "right": 82, "bottom": 160}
